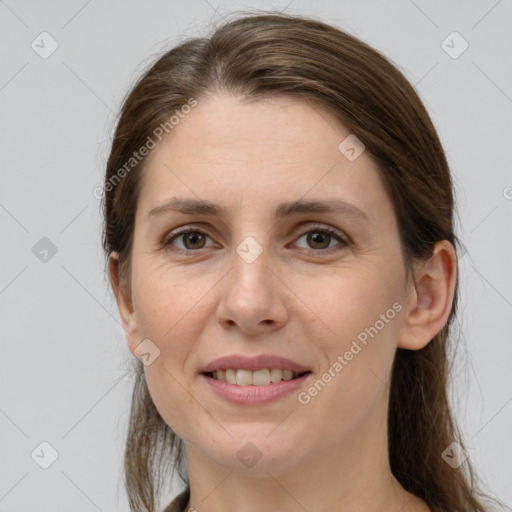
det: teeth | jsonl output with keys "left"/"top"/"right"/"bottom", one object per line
{"left": 211, "top": 368, "right": 303, "bottom": 385}
{"left": 236, "top": 369, "right": 252, "bottom": 386}
{"left": 225, "top": 369, "right": 236, "bottom": 384}
{"left": 252, "top": 368, "right": 270, "bottom": 386}
{"left": 282, "top": 369, "right": 293, "bottom": 381}
{"left": 269, "top": 368, "right": 282, "bottom": 382}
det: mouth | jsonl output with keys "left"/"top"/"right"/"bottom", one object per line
{"left": 203, "top": 368, "right": 312, "bottom": 386}
{"left": 201, "top": 367, "right": 313, "bottom": 405}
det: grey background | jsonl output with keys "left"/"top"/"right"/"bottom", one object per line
{"left": 1, "top": 1, "right": 511, "bottom": 511}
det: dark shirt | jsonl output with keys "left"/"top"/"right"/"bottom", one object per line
{"left": 163, "top": 488, "right": 190, "bottom": 512}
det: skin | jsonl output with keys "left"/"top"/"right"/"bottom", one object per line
{"left": 110, "top": 92, "right": 456, "bottom": 512}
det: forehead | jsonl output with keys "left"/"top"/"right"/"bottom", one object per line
{"left": 156, "top": 93, "right": 352, "bottom": 163}
{"left": 137, "top": 93, "right": 392, "bottom": 224}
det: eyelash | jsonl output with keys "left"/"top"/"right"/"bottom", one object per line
{"left": 161, "top": 224, "right": 350, "bottom": 255}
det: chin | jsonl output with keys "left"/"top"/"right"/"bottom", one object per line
{"left": 197, "top": 431, "right": 307, "bottom": 476}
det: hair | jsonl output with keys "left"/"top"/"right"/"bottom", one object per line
{"left": 102, "top": 11, "right": 504, "bottom": 512}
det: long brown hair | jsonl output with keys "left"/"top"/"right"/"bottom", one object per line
{"left": 102, "top": 11, "right": 502, "bottom": 512}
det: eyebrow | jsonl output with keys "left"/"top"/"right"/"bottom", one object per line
{"left": 146, "top": 197, "right": 371, "bottom": 224}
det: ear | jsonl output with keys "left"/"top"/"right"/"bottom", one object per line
{"left": 109, "top": 251, "right": 140, "bottom": 355}
{"left": 397, "top": 240, "right": 457, "bottom": 350}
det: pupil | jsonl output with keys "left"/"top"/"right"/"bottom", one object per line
{"left": 309, "top": 232, "right": 329, "bottom": 249}
{"left": 186, "top": 232, "right": 204, "bottom": 249}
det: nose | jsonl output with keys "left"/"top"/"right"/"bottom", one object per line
{"left": 215, "top": 244, "right": 289, "bottom": 335}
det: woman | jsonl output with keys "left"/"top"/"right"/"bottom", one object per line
{"left": 102, "top": 11, "right": 502, "bottom": 512}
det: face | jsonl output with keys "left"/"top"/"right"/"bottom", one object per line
{"left": 119, "top": 92, "right": 416, "bottom": 476}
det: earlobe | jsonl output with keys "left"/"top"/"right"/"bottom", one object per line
{"left": 108, "top": 251, "right": 139, "bottom": 354}
{"left": 397, "top": 240, "right": 457, "bottom": 350}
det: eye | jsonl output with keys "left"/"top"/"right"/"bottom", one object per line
{"left": 162, "top": 224, "right": 349, "bottom": 254}
{"left": 293, "top": 225, "right": 349, "bottom": 253}
{"left": 163, "top": 228, "right": 215, "bottom": 252}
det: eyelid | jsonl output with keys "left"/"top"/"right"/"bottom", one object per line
{"left": 162, "top": 225, "right": 218, "bottom": 251}
{"left": 162, "top": 222, "right": 350, "bottom": 253}
{"left": 292, "top": 223, "right": 350, "bottom": 252}
{"left": 295, "top": 222, "right": 348, "bottom": 240}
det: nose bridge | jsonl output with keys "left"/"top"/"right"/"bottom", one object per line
{"left": 231, "top": 233, "right": 272, "bottom": 303}
{"left": 216, "top": 233, "right": 288, "bottom": 332}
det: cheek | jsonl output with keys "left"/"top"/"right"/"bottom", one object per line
{"left": 292, "top": 264, "right": 402, "bottom": 350}
{"left": 143, "top": 362, "right": 201, "bottom": 444}
{"left": 293, "top": 267, "right": 402, "bottom": 413}
{"left": 296, "top": 303, "right": 400, "bottom": 448}
{"left": 131, "top": 257, "right": 216, "bottom": 344}
{"left": 130, "top": 259, "right": 222, "bottom": 424}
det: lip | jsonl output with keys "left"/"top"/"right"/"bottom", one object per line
{"left": 200, "top": 354, "right": 311, "bottom": 373}
{"left": 201, "top": 372, "right": 312, "bottom": 405}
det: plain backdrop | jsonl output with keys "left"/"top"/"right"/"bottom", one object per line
{"left": 1, "top": 1, "right": 511, "bottom": 511}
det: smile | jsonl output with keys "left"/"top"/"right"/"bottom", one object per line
{"left": 206, "top": 368, "right": 309, "bottom": 386}
{"left": 201, "top": 370, "right": 312, "bottom": 405}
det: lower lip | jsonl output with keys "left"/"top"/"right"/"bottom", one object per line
{"left": 201, "top": 373, "right": 311, "bottom": 405}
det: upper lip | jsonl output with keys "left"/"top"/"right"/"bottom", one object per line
{"left": 200, "top": 354, "right": 311, "bottom": 373}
